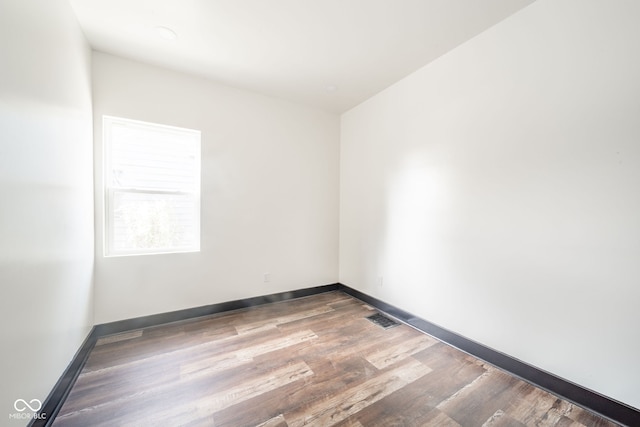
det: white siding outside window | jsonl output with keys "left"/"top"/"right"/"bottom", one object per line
{"left": 103, "top": 116, "right": 201, "bottom": 256}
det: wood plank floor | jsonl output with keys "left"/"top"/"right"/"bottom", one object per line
{"left": 52, "top": 292, "right": 619, "bottom": 426}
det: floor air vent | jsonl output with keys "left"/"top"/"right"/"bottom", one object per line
{"left": 366, "top": 313, "right": 400, "bottom": 329}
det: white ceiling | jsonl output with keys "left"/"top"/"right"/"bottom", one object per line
{"left": 68, "top": 0, "right": 535, "bottom": 113}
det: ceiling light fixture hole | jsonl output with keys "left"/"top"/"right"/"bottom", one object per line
{"left": 155, "top": 26, "right": 177, "bottom": 41}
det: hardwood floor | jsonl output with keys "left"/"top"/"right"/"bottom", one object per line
{"left": 52, "top": 292, "right": 619, "bottom": 426}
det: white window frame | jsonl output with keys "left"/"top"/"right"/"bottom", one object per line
{"left": 103, "top": 115, "right": 201, "bottom": 257}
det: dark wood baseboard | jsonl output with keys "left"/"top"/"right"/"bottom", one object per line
{"left": 31, "top": 326, "right": 99, "bottom": 427}
{"left": 32, "top": 282, "right": 639, "bottom": 426}
{"left": 93, "top": 283, "right": 341, "bottom": 337}
{"left": 338, "top": 284, "right": 640, "bottom": 427}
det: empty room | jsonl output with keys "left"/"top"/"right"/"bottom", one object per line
{"left": 1, "top": 0, "right": 639, "bottom": 426}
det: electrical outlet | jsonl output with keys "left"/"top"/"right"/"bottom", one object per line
{"left": 377, "top": 276, "right": 383, "bottom": 287}
{"left": 263, "top": 273, "right": 271, "bottom": 283}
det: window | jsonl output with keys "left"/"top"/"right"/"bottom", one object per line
{"left": 103, "top": 116, "right": 201, "bottom": 256}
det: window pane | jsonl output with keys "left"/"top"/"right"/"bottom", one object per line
{"left": 104, "top": 116, "right": 201, "bottom": 256}
{"left": 111, "top": 191, "right": 199, "bottom": 253}
{"left": 110, "top": 121, "right": 199, "bottom": 191}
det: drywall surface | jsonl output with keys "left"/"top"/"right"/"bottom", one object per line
{"left": 340, "top": 0, "right": 640, "bottom": 409}
{"left": 92, "top": 52, "right": 339, "bottom": 323}
{"left": 0, "top": 0, "right": 94, "bottom": 424}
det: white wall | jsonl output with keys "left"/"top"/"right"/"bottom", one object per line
{"left": 340, "top": 0, "right": 640, "bottom": 409}
{"left": 0, "top": 0, "right": 94, "bottom": 424}
{"left": 92, "top": 52, "right": 339, "bottom": 323}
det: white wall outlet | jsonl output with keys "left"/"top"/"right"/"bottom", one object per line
{"left": 263, "top": 273, "right": 271, "bottom": 283}
{"left": 377, "top": 276, "right": 383, "bottom": 287}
